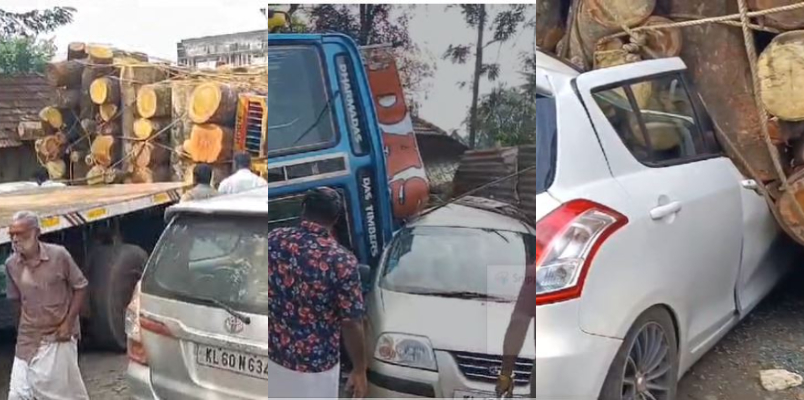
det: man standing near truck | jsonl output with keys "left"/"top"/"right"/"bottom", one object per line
{"left": 217, "top": 152, "right": 268, "bottom": 195}
{"left": 180, "top": 163, "right": 218, "bottom": 202}
{"left": 266, "top": 188, "right": 368, "bottom": 398}
{"left": 4, "top": 211, "right": 90, "bottom": 400}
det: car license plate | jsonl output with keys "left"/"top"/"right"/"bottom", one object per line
{"left": 454, "top": 389, "right": 526, "bottom": 399}
{"left": 196, "top": 344, "right": 270, "bottom": 380}
{"left": 453, "top": 390, "right": 497, "bottom": 399}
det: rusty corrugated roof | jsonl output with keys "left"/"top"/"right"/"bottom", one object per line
{"left": 0, "top": 74, "right": 53, "bottom": 141}
{"left": 412, "top": 116, "right": 448, "bottom": 136}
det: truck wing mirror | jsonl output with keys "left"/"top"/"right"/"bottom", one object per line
{"left": 357, "top": 264, "right": 372, "bottom": 287}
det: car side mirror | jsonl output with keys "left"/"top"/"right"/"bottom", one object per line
{"left": 357, "top": 264, "right": 372, "bottom": 287}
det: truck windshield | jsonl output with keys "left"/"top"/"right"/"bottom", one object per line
{"left": 267, "top": 46, "right": 336, "bottom": 155}
{"left": 141, "top": 215, "right": 270, "bottom": 315}
{"left": 379, "top": 226, "right": 536, "bottom": 301}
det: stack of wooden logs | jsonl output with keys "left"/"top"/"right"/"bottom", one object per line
{"left": 36, "top": 42, "right": 87, "bottom": 181}
{"left": 538, "top": 0, "right": 804, "bottom": 238}
{"left": 173, "top": 81, "right": 240, "bottom": 186}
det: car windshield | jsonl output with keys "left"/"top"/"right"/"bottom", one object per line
{"left": 379, "top": 226, "right": 536, "bottom": 301}
{"left": 534, "top": 94, "right": 557, "bottom": 194}
{"left": 267, "top": 45, "right": 336, "bottom": 155}
{"left": 141, "top": 215, "right": 270, "bottom": 315}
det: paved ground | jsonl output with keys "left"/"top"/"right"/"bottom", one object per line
{"left": 1, "top": 270, "right": 804, "bottom": 399}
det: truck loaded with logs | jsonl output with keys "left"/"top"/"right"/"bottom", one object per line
{"left": 532, "top": 0, "right": 804, "bottom": 248}
{"left": 0, "top": 42, "right": 269, "bottom": 351}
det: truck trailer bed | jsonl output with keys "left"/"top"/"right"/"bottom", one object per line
{"left": 0, "top": 182, "right": 187, "bottom": 244}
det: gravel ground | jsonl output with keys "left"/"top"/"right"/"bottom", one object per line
{"left": 0, "top": 268, "right": 803, "bottom": 399}
{"left": 677, "top": 268, "right": 804, "bottom": 400}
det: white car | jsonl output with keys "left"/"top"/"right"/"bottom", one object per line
{"left": 364, "top": 52, "right": 797, "bottom": 399}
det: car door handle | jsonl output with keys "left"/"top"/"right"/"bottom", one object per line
{"left": 741, "top": 179, "right": 762, "bottom": 195}
{"left": 650, "top": 201, "right": 682, "bottom": 220}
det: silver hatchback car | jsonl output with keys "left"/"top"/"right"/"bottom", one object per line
{"left": 127, "top": 189, "right": 273, "bottom": 399}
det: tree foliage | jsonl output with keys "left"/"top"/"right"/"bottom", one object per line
{"left": 0, "top": 37, "right": 55, "bottom": 74}
{"left": 444, "top": 4, "right": 535, "bottom": 148}
{"left": 471, "top": 85, "right": 536, "bottom": 148}
{"left": 0, "top": 7, "right": 75, "bottom": 38}
{"left": 0, "top": 7, "right": 75, "bottom": 73}
{"left": 294, "top": 4, "right": 435, "bottom": 113}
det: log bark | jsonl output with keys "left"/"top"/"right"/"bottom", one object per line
{"left": 39, "top": 106, "right": 64, "bottom": 130}
{"left": 759, "top": 31, "right": 804, "bottom": 121}
{"left": 171, "top": 80, "right": 197, "bottom": 181}
{"left": 749, "top": 0, "right": 804, "bottom": 30}
{"left": 535, "top": 0, "right": 565, "bottom": 53}
{"left": 69, "top": 150, "right": 90, "bottom": 184}
{"left": 639, "top": 16, "right": 683, "bottom": 58}
{"left": 137, "top": 83, "right": 172, "bottom": 118}
{"left": 188, "top": 82, "right": 238, "bottom": 124}
{"left": 99, "top": 119, "right": 121, "bottom": 136}
{"left": 53, "top": 88, "right": 81, "bottom": 109}
{"left": 90, "top": 77, "right": 121, "bottom": 105}
{"left": 67, "top": 42, "right": 87, "bottom": 60}
{"left": 567, "top": 0, "right": 655, "bottom": 69}
{"left": 133, "top": 118, "right": 169, "bottom": 140}
{"left": 182, "top": 123, "right": 233, "bottom": 163}
{"left": 80, "top": 119, "right": 98, "bottom": 136}
{"left": 131, "top": 141, "right": 170, "bottom": 169}
{"left": 661, "top": 0, "right": 777, "bottom": 182}
{"left": 129, "top": 166, "right": 171, "bottom": 184}
{"left": 120, "top": 65, "right": 167, "bottom": 109}
{"left": 45, "top": 60, "right": 84, "bottom": 88}
{"left": 90, "top": 135, "right": 116, "bottom": 167}
{"left": 99, "top": 103, "right": 119, "bottom": 122}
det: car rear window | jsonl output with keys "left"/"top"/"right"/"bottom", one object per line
{"left": 141, "top": 214, "right": 270, "bottom": 315}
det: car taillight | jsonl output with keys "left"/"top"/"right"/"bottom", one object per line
{"left": 126, "top": 281, "right": 147, "bottom": 365}
{"left": 534, "top": 199, "right": 627, "bottom": 306}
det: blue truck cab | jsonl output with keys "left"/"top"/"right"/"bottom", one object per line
{"left": 244, "top": 33, "right": 395, "bottom": 269}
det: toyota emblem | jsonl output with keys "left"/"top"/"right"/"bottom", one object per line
{"left": 224, "top": 315, "right": 244, "bottom": 334}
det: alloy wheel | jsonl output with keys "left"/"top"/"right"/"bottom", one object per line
{"left": 620, "top": 322, "right": 673, "bottom": 400}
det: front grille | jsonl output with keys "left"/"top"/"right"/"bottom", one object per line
{"left": 451, "top": 351, "right": 533, "bottom": 386}
{"left": 245, "top": 101, "right": 264, "bottom": 155}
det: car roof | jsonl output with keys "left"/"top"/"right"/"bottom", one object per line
{"left": 534, "top": 49, "right": 581, "bottom": 95}
{"left": 408, "top": 197, "right": 535, "bottom": 235}
{"left": 166, "top": 186, "right": 269, "bottom": 219}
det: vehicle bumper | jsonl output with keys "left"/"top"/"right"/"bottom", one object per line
{"left": 367, "top": 301, "right": 623, "bottom": 399}
{"left": 127, "top": 361, "right": 157, "bottom": 400}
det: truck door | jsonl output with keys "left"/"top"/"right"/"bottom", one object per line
{"left": 574, "top": 58, "right": 745, "bottom": 361}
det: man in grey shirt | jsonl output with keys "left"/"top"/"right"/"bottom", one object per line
{"left": 181, "top": 163, "right": 218, "bottom": 203}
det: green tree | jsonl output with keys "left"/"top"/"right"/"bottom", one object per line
{"left": 471, "top": 85, "right": 536, "bottom": 148}
{"left": 443, "top": 4, "right": 534, "bottom": 148}
{"left": 0, "top": 6, "right": 75, "bottom": 73}
{"left": 0, "top": 37, "right": 55, "bottom": 74}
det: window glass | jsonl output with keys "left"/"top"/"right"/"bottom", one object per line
{"left": 593, "top": 73, "right": 719, "bottom": 165}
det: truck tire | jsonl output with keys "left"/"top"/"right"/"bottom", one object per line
{"left": 87, "top": 244, "right": 148, "bottom": 351}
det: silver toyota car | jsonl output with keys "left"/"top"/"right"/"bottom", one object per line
{"left": 126, "top": 189, "right": 272, "bottom": 399}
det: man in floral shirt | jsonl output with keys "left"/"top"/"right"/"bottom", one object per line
{"left": 266, "top": 187, "right": 367, "bottom": 398}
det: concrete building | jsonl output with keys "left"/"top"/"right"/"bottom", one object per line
{"left": 177, "top": 30, "right": 268, "bottom": 69}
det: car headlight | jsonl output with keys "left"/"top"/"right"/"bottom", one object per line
{"left": 374, "top": 333, "right": 437, "bottom": 371}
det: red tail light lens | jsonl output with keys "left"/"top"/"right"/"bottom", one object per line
{"left": 534, "top": 199, "right": 628, "bottom": 306}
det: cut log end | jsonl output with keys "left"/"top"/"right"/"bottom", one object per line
{"left": 137, "top": 84, "right": 172, "bottom": 118}
{"left": 188, "top": 82, "right": 237, "bottom": 124}
{"left": 87, "top": 45, "right": 114, "bottom": 64}
{"left": 67, "top": 42, "right": 87, "bottom": 60}
{"left": 184, "top": 123, "right": 233, "bottom": 163}
{"left": 39, "top": 107, "right": 64, "bottom": 130}
{"left": 90, "top": 77, "right": 120, "bottom": 105}
{"left": 99, "top": 104, "right": 119, "bottom": 122}
{"left": 90, "top": 135, "right": 116, "bottom": 168}
{"left": 46, "top": 160, "right": 67, "bottom": 180}
{"left": 759, "top": 31, "right": 804, "bottom": 121}
{"left": 133, "top": 118, "right": 168, "bottom": 140}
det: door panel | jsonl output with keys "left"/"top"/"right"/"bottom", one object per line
{"left": 575, "top": 64, "right": 744, "bottom": 361}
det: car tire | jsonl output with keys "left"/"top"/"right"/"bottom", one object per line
{"left": 87, "top": 244, "right": 148, "bottom": 352}
{"left": 599, "top": 307, "right": 679, "bottom": 400}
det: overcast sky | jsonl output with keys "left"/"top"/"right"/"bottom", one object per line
{"left": 5, "top": 1, "right": 534, "bottom": 135}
